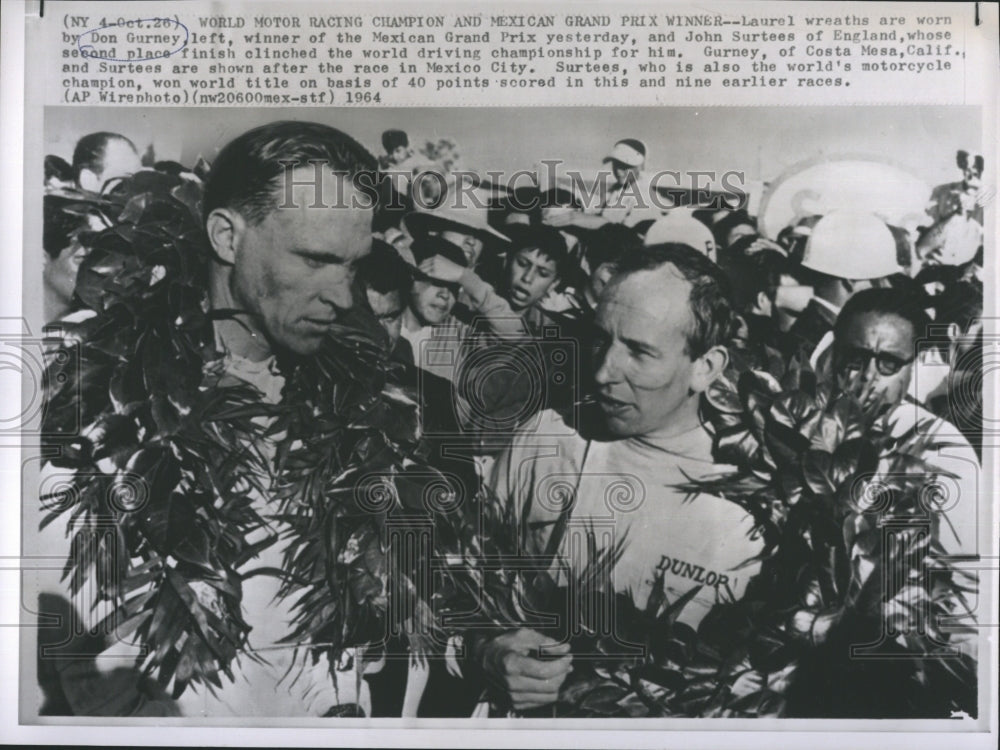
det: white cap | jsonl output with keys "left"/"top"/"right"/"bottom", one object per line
{"left": 643, "top": 210, "right": 716, "bottom": 259}
{"left": 801, "top": 210, "right": 900, "bottom": 280}
{"left": 603, "top": 139, "right": 647, "bottom": 168}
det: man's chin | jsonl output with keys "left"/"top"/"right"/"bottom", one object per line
{"left": 598, "top": 408, "right": 638, "bottom": 437}
{"left": 422, "top": 312, "right": 449, "bottom": 326}
{"left": 279, "top": 330, "right": 328, "bottom": 356}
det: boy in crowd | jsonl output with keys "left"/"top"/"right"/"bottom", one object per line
{"left": 560, "top": 223, "right": 642, "bottom": 325}
{"left": 357, "top": 238, "right": 414, "bottom": 363}
{"left": 379, "top": 128, "right": 418, "bottom": 207}
{"left": 716, "top": 244, "right": 790, "bottom": 366}
{"left": 401, "top": 235, "right": 472, "bottom": 383}
{"left": 405, "top": 196, "right": 510, "bottom": 271}
{"left": 416, "top": 224, "right": 573, "bottom": 338}
{"left": 414, "top": 225, "right": 581, "bottom": 453}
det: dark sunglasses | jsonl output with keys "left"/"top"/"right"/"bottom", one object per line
{"left": 837, "top": 345, "right": 915, "bottom": 377}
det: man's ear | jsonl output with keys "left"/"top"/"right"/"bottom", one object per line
{"left": 690, "top": 345, "right": 729, "bottom": 394}
{"left": 77, "top": 168, "right": 101, "bottom": 193}
{"left": 755, "top": 290, "right": 773, "bottom": 317}
{"left": 595, "top": 263, "right": 615, "bottom": 285}
{"left": 205, "top": 208, "right": 245, "bottom": 265}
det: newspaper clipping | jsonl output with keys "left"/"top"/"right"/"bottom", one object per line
{"left": 2, "top": 0, "right": 997, "bottom": 747}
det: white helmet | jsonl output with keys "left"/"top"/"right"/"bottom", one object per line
{"left": 643, "top": 210, "right": 716, "bottom": 259}
{"left": 801, "top": 210, "right": 900, "bottom": 279}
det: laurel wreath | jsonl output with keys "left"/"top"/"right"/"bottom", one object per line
{"left": 41, "top": 169, "right": 977, "bottom": 717}
{"left": 41, "top": 169, "right": 444, "bottom": 700}
{"left": 435, "top": 351, "right": 978, "bottom": 718}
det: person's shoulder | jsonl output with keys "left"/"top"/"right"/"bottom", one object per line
{"left": 490, "top": 409, "right": 589, "bottom": 507}
{"left": 786, "top": 299, "right": 835, "bottom": 350}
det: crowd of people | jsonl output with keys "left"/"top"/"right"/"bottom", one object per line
{"left": 38, "top": 121, "right": 985, "bottom": 718}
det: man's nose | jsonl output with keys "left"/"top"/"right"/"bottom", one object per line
{"left": 863, "top": 358, "right": 880, "bottom": 382}
{"left": 318, "top": 275, "right": 354, "bottom": 311}
{"left": 593, "top": 342, "right": 623, "bottom": 385}
{"left": 522, "top": 267, "right": 536, "bottom": 285}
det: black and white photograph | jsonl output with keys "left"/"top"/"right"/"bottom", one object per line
{"left": 22, "top": 103, "right": 989, "bottom": 719}
{"left": 2, "top": 1, "right": 997, "bottom": 748}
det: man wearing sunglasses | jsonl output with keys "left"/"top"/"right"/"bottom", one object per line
{"left": 831, "top": 287, "right": 980, "bottom": 561}
{"left": 832, "top": 289, "right": 921, "bottom": 408}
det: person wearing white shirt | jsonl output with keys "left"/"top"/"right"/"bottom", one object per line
{"left": 543, "top": 139, "right": 665, "bottom": 232}
{"left": 474, "top": 244, "right": 763, "bottom": 713}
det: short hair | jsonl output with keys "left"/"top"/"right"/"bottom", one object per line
{"left": 357, "top": 239, "right": 412, "bottom": 298}
{"left": 585, "top": 223, "right": 641, "bottom": 271}
{"left": 956, "top": 150, "right": 984, "bottom": 174}
{"left": 717, "top": 247, "right": 786, "bottom": 312}
{"left": 72, "top": 132, "right": 137, "bottom": 183}
{"left": 712, "top": 209, "right": 756, "bottom": 247}
{"left": 203, "top": 120, "right": 377, "bottom": 225}
{"left": 44, "top": 154, "right": 73, "bottom": 184}
{"left": 505, "top": 224, "right": 572, "bottom": 280}
{"left": 833, "top": 287, "right": 932, "bottom": 346}
{"left": 153, "top": 160, "right": 189, "bottom": 177}
{"left": 615, "top": 243, "right": 737, "bottom": 358}
{"left": 382, "top": 129, "right": 409, "bottom": 153}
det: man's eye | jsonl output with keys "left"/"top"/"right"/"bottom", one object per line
{"left": 591, "top": 335, "right": 611, "bottom": 354}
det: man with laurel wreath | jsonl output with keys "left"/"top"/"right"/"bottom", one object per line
{"left": 478, "top": 244, "right": 764, "bottom": 713}
{"left": 39, "top": 121, "right": 436, "bottom": 718}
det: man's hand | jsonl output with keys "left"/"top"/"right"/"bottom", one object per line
{"left": 418, "top": 255, "right": 466, "bottom": 284}
{"left": 744, "top": 237, "right": 787, "bottom": 257}
{"left": 479, "top": 628, "right": 572, "bottom": 711}
{"left": 543, "top": 209, "right": 610, "bottom": 231}
{"left": 541, "top": 207, "right": 577, "bottom": 228}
